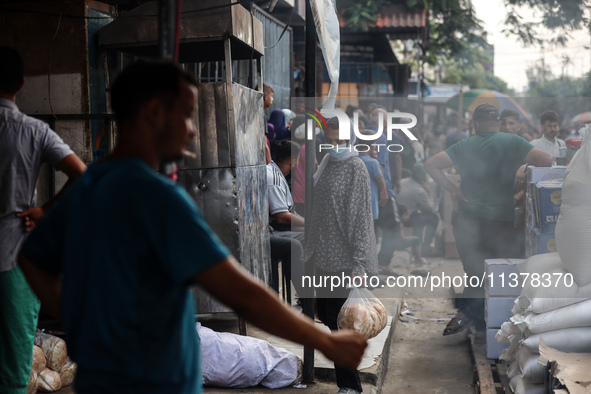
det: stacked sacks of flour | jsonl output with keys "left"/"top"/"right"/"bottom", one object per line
{"left": 495, "top": 127, "right": 591, "bottom": 394}
{"left": 28, "top": 331, "right": 77, "bottom": 393}
{"left": 496, "top": 253, "right": 591, "bottom": 394}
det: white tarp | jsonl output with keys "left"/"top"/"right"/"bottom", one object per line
{"left": 197, "top": 323, "right": 301, "bottom": 389}
{"left": 310, "top": 0, "right": 340, "bottom": 110}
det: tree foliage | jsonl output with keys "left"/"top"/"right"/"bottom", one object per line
{"left": 342, "top": 0, "right": 391, "bottom": 32}
{"left": 524, "top": 72, "right": 591, "bottom": 122}
{"left": 502, "top": 0, "right": 590, "bottom": 47}
{"left": 340, "top": 0, "right": 510, "bottom": 91}
{"left": 441, "top": 59, "right": 511, "bottom": 93}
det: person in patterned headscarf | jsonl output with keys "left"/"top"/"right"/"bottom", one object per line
{"left": 302, "top": 117, "right": 378, "bottom": 394}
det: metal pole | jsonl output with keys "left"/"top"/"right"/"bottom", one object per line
{"left": 158, "top": 0, "right": 177, "bottom": 61}
{"left": 303, "top": 0, "right": 316, "bottom": 384}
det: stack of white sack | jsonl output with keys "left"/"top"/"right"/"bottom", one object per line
{"left": 498, "top": 131, "right": 591, "bottom": 394}
{"left": 495, "top": 129, "right": 591, "bottom": 393}
{"left": 196, "top": 323, "right": 302, "bottom": 389}
{"left": 495, "top": 253, "right": 591, "bottom": 394}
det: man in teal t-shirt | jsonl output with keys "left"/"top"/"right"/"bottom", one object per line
{"left": 18, "top": 61, "right": 368, "bottom": 394}
{"left": 425, "top": 104, "right": 552, "bottom": 337}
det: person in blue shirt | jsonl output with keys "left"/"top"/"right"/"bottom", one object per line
{"left": 367, "top": 108, "right": 403, "bottom": 274}
{"left": 358, "top": 130, "right": 388, "bottom": 236}
{"left": 18, "top": 61, "right": 367, "bottom": 394}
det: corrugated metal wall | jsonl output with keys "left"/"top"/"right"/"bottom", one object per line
{"left": 253, "top": 6, "right": 292, "bottom": 113}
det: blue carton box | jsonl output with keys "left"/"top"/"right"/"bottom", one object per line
{"left": 525, "top": 225, "right": 556, "bottom": 257}
{"left": 526, "top": 166, "right": 566, "bottom": 198}
{"left": 534, "top": 180, "right": 562, "bottom": 233}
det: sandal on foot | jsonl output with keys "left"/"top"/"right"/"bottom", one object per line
{"left": 443, "top": 314, "right": 471, "bottom": 336}
{"left": 379, "top": 266, "right": 399, "bottom": 276}
{"left": 473, "top": 330, "right": 486, "bottom": 343}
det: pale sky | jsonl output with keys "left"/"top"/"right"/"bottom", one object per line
{"left": 471, "top": 0, "right": 591, "bottom": 93}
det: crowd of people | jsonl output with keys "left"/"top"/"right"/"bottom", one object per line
{"left": 1, "top": 42, "right": 583, "bottom": 394}
{"left": 264, "top": 97, "right": 572, "bottom": 354}
{"left": 264, "top": 100, "right": 578, "bottom": 273}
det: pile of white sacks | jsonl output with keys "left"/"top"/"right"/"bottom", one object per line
{"left": 496, "top": 128, "right": 591, "bottom": 394}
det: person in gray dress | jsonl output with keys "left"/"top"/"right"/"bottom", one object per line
{"left": 302, "top": 117, "right": 378, "bottom": 394}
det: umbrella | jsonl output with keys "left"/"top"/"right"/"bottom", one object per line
{"left": 572, "top": 111, "right": 591, "bottom": 124}
{"left": 446, "top": 89, "right": 531, "bottom": 123}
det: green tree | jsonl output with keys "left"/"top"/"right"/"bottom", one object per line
{"left": 502, "top": 0, "right": 590, "bottom": 47}
{"left": 442, "top": 59, "right": 511, "bottom": 92}
{"left": 341, "top": 0, "right": 510, "bottom": 91}
{"left": 524, "top": 74, "right": 591, "bottom": 121}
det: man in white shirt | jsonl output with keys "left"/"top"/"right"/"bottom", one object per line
{"left": 530, "top": 110, "right": 565, "bottom": 160}
{"left": 267, "top": 140, "right": 305, "bottom": 231}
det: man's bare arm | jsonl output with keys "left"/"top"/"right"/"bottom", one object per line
{"left": 18, "top": 254, "right": 62, "bottom": 319}
{"left": 273, "top": 211, "right": 305, "bottom": 228}
{"left": 194, "top": 258, "right": 367, "bottom": 371}
{"left": 425, "top": 152, "right": 467, "bottom": 202}
{"left": 17, "top": 154, "right": 86, "bottom": 231}
{"left": 524, "top": 148, "right": 552, "bottom": 168}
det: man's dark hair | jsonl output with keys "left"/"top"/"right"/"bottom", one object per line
{"left": 263, "top": 83, "right": 274, "bottom": 94}
{"left": 326, "top": 117, "right": 340, "bottom": 130}
{"left": 345, "top": 105, "right": 360, "bottom": 117}
{"left": 356, "top": 114, "right": 369, "bottom": 128}
{"left": 274, "top": 140, "right": 301, "bottom": 163}
{"left": 110, "top": 61, "right": 198, "bottom": 124}
{"left": 500, "top": 109, "right": 520, "bottom": 121}
{"left": 0, "top": 47, "right": 25, "bottom": 95}
{"left": 291, "top": 115, "right": 306, "bottom": 133}
{"left": 540, "top": 110, "right": 559, "bottom": 125}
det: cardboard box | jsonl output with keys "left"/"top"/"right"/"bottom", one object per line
{"left": 525, "top": 195, "right": 536, "bottom": 229}
{"left": 525, "top": 225, "right": 556, "bottom": 257}
{"left": 526, "top": 166, "right": 566, "bottom": 197}
{"left": 534, "top": 180, "right": 562, "bottom": 233}
{"left": 485, "top": 296, "right": 517, "bottom": 328}
{"left": 485, "top": 259, "right": 523, "bottom": 297}
{"left": 487, "top": 328, "right": 510, "bottom": 359}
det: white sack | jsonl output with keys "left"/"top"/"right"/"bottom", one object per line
{"left": 515, "top": 347, "right": 545, "bottom": 384}
{"left": 516, "top": 267, "right": 591, "bottom": 313}
{"left": 509, "top": 375, "right": 545, "bottom": 394}
{"left": 496, "top": 321, "right": 521, "bottom": 343}
{"left": 516, "top": 252, "right": 563, "bottom": 274}
{"left": 197, "top": 323, "right": 300, "bottom": 389}
{"left": 310, "top": 0, "right": 340, "bottom": 110}
{"left": 513, "top": 298, "right": 591, "bottom": 334}
{"left": 555, "top": 123, "right": 591, "bottom": 286}
{"left": 522, "top": 327, "right": 591, "bottom": 354}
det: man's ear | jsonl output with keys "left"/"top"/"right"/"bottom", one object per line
{"left": 144, "top": 98, "right": 165, "bottom": 128}
{"left": 17, "top": 78, "right": 24, "bottom": 93}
